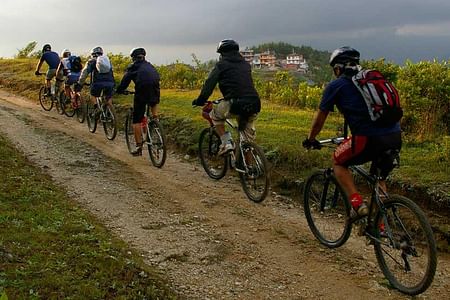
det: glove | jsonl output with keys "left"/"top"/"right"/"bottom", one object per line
{"left": 192, "top": 99, "right": 207, "bottom": 107}
{"left": 74, "top": 83, "right": 82, "bottom": 92}
{"left": 302, "top": 138, "right": 322, "bottom": 150}
{"left": 34, "top": 70, "right": 40, "bottom": 76}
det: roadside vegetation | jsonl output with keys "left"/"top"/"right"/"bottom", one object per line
{"left": 0, "top": 134, "right": 177, "bottom": 299}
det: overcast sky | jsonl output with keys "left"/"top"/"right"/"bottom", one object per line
{"left": 1, "top": 0, "right": 450, "bottom": 64}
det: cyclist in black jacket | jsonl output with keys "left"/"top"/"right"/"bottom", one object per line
{"left": 116, "top": 47, "right": 161, "bottom": 156}
{"left": 192, "top": 39, "right": 261, "bottom": 156}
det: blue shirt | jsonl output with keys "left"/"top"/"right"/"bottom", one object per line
{"left": 41, "top": 51, "right": 60, "bottom": 69}
{"left": 319, "top": 76, "right": 400, "bottom": 136}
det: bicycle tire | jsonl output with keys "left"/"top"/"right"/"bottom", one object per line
{"left": 75, "top": 94, "right": 85, "bottom": 123}
{"left": 39, "top": 86, "right": 53, "bottom": 111}
{"left": 198, "top": 127, "right": 227, "bottom": 180}
{"left": 373, "top": 195, "right": 437, "bottom": 295}
{"left": 124, "top": 109, "right": 137, "bottom": 154}
{"left": 61, "top": 92, "right": 75, "bottom": 117}
{"left": 147, "top": 119, "right": 167, "bottom": 168}
{"left": 102, "top": 105, "right": 117, "bottom": 140}
{"left": 303, "top": 170, "right": 352, "bottom": 248}
{"left": 86, "top": 102, "right": 97, "bottom": 133}
{"left": 237, "top": 141, "right": 270, "bottom": 203}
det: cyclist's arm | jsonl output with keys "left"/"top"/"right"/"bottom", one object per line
{"left": 307, "top": 109, "right": 329, "bottom": 141}
{"left": 116, "top": 66, "right": 135, "bottom": 93}
{"left": 77, "top": 60, "right": 93, "bottom": 85}
{"left": 35, "top": 57, "right": 44, "bottom": 73}
{"left": 196, "top": 65, "right": 219, "bottom": 103}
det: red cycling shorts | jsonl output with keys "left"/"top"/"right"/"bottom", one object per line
{"left": 333, "top": 135, "right": 368, "bottom": 166}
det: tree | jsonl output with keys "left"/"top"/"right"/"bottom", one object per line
{"left": 15, "top": 41, "right": 39, "bottom": 59}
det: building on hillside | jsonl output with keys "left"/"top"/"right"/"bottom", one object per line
{"left": 260, "top": 51, "right": 276, "bottom": 67}
{"left": 240, "top": 49, "right": 254, "bottom": 64}
{"left": 253, "top": 54, "right": 261, "bottom": 68}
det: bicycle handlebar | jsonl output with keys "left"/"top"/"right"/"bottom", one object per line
{"left": 121, "top": 90, "right": 135, "bottom": 95}
{"left": 319, "top": 137, "right": 345, "bottom": 146}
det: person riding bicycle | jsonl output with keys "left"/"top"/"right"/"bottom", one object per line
{"left": 74, "top": 46, "right": 114, "bottom": 113}
{"left": 116, "top": 47, "right": 161, "bottom": 156}
{"left": 303, "top": 46, "right": 402, "bottom": 218}
{"left": 192, "top": 39, "right": 261, "bottom": 156}
{"left": 34, "top": 44, "right": 63, "bottom": 96}
{"left": 56, "top": 49, "right": 82, "bottom": 104}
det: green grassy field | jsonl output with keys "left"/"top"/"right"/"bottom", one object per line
{"left": 0, "top": 135, "right": 177, "bottom": 299}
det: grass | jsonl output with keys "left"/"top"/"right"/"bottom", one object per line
{"left": 0, "top": 135, "right": 176, "bottom": 299}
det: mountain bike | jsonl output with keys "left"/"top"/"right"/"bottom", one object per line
{"left": 123, "top": 91, "right": 167, "bottom": 168}
{"left": 303, "top": 136, "right": 437, "bottom": 295}
{"left": 86, "top": 90, "right": 117, "bottom": 140}
{"left": 197, "top": 100, "right": 270, "bottom": 203}
{"left": 37, "top": 73, "right": 63, "bottom": 114}
{"left": 60, "top": 86, "right": 85, "bottom": 123}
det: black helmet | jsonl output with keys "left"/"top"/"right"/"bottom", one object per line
{"left": 216, "top": 39, "right": 239, "bottom": 53}
{"left": 329, "top": 46, "right": 360, "bottom": 66}
{"left": 130, "top": 47, "right": 146, "bottom": 58}
{"left": 91, "top": 46, "right": 103, "bottom": 57}
{"left": 42, "top": 44, "right": 51, "bottom": 52}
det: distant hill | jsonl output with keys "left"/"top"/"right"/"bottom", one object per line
{"left": 248, "top": 41, "right": 333, "bottom": 84}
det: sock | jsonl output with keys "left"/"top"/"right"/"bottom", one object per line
{"left": 349, "top": 193, "right": 363, "bottom": 210}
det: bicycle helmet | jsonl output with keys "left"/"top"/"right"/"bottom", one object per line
{"left": 42, "top": 44, "right": 51, "bottom": 52}
{"left": 130, "top": 47, "right": 146, "bottom": 60}
{"left": 61, "top": 49, "right": 71, "bottom": 58}
{"left": 329, "top": 46, "right": 360, "bottom": 66}
{"left": 91, "top": 46, "right": 103, "bottom": 57}
{"left": 216, "top": 39, "right": 239, "bottom": 53}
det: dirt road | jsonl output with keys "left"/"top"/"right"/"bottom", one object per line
{"left": 0, "top": 90, "right": 448, "bottom": 299}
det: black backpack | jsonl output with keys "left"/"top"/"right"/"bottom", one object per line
{"left": 69, "top": 56, "right": 82, "bottom": 73}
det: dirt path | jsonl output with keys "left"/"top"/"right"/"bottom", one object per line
{"left": 0, "top": 90, "right": 449, "bottom": 299}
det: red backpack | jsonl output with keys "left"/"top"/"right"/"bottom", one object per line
{"left": 352, "top": 69, "right": 403, "bottom": 127}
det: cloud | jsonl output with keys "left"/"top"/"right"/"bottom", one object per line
{"left": 396, "top": 21, "right": 450, "bottom": 37}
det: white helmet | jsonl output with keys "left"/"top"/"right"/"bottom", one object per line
{"left": 61, "top": 49, "right": 71, "bottom": 58}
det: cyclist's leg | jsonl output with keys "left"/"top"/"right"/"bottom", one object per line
{"left": 46, "top": 69, "right": 56, "bottom": 92}
{"left": 333, "top": 136, "right": 370, "bottom": 215}
{"left": 210, "top": 100, "right": 234, "bottom": 154}
{"left": 132, "top": 96, "right": 146, "bottom": 149}
{"left": 55, "top": 69, "right": 64, "bottom": 95}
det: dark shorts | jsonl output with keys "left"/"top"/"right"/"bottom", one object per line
{"left": 90, "top": 82, "right": 114, "bottom": 98}
{"left": 334, "top": 132, "right": 402, "bottom": 176}
{"left": 65, "top": 74, "right": 80, "bottom": 86}
{"left": 132, "top": 91, "right": 159, "bottom": 123}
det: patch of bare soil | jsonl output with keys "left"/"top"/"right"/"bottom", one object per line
{"left": 0, "top": 90, "right": 449, "bottom": 299}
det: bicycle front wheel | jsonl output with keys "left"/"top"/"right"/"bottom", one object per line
{"left": 61, "top": 92, "right": 75, "bottom": 117}
{"left": 86, "top": 102, "right": 97, "bottom": 133}
{"left": 147, "top": 119, "right": 167, "bottom": 168}
{"left": 75, "top": 95, "right": 85, "bottom": 123}
{"left": 303, "top": 170, "right": 352, "bottom": 248}
{"left": 102, "top": 105, "right": 117, "bottom": 140}
{"left": 39, "top": 86, "right": 53, "bottom": 111}
{"left": 198, "top": 127, "right": 227, "bottom": 180}
{"left": 373, "top": 195, "right": 437, "bottom": 295}
{"left": 237, "top": 142, "right": 270, "bottom": 203}
{"left": 124, "top": 109, "right": 136, "bottom": 154}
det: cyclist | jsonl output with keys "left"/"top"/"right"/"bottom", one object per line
{"left": 192, "top": 39, "right": 261, "bottom": 156}
{"left": 303, "top": 46, "right": 402, "bottom": 218}
{"left": 116, "top": 47, "right": 161, "bottom": 156}
{"left": 34, "top": 43, "right": 62, "bottom": 96}
{"left": 56, "top": 49, "right": 82, "bottom": 103}
{"left": 74, "top": 46, "right": 114, "bottom": 113}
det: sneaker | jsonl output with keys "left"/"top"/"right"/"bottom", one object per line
{"left": 131, "top": 145, "right": 142, "bottom": 157}
{"left": 218, "top": 141, "right": 234, "bottom": 156}
{"left": 350, "top": 202, "right": 369, "bottom": 220}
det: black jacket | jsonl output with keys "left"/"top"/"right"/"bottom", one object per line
{"left": 197, "top": 52, "right": 259, "bottom": 104}
{"left": 116, "top": 60, "right": 160, "bottom": 103}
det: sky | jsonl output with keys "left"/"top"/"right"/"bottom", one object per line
{"left": 1, "top": 0, "right": 450, "bottom": 65}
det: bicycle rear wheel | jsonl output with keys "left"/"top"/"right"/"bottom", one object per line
{"left": 147, "top": 119, "right": 167, "bottom": 168}
{"left": 75, "top": 94, "right": 85, "bottom": 123}
{"left": 102, "top": 105, "right": 117, "bottom": 140}
{"left": 303, "top": 170, "right": 352, "bottom": 248}
{"left": 124, "top": 110, "right": 136, "bottom": 154}
{"left": 39, "top": 86, "right": 53, "bottom": 111}
{"left": 86, "top": 102, "right": 98, "bottom": 133}
{"left": 373, "top": 195, "right": 437, "bottom": 295}
{"left": 198, "top": 127, "right": 227, "bottom": 180}
{"left": 61, "top": 92, "right": 75, "bottom": 117}
{"left": 237, "top": 141, "right": 270, "bottom": 203}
